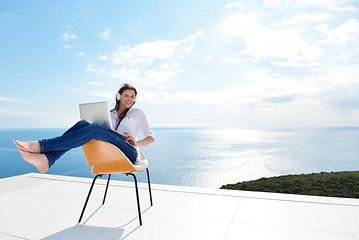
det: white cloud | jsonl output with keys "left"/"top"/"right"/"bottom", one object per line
{"left": 289, "top": 0, "right": 357, "bottom": 12}
{"left": 89, "top": 81, "right": 102, "bottom": 85}
{"left": 0, "top": 109, "right": 76, "bottom": 128}
{"left": 205, "top": 56, "right": 214, "bottom": 61}
{"left": 98, "top": 55, "right": 108, "bottom": 60}
{"left": 0, "top": 96, "right": 16, "bottom": 101}
{"left": 314, "top": 64, "right": 359, "bottom": 88}
{"left": 139, "top": 62, "right": 359, "bottom": 117}
{"left": 100, "top": 30, "right": 110, "bottom": 41}
{"left": 187, "top": 30, "right": 204, "bottom": 42}
{"left": 68, "top": 87, "right": 82, "bottom": 92}
{"left": 141, "top": 81, "right": 301, "bottom": 110}
{"left": 263, "top": 0, "right": 285, "bottom": 8}
{"left": 2, "top": 11, "right": 12, "bottom": 18}
{"left": 217, "top": 0, "right": 359, "bottom": 68}
{"left": 112, "top": 40, "right": 184, "bottom": 65}
{"left": 305, "top": 0, "right": 357, "bottom": 13}
{"left": 0, "top": 109, "right": 52, "bottom": 117}
{"left": 86, "top": 30, "right": 202, "bottom": 89}
{"left": 74, "top": 1, "right": 358, "bottom": 127}
{"left": 318, "top": 19, "right": 359, "bottom": 46}
{"left": 142, "top": 64, "right": 184, "bottom": 88}
{"left": 332, "top": 6, "right": 358, "bottom": 12}
{"left": 77, "top": 52, "right": 84, "bottom": 57}
{"left": 108, "top": 67, "right": 140, "bottom": 80}
{"left": 216, "top": 13, "right": 322, "bottom": 62}
{"left": 291, "top": 0, "right": 343, "bottom": 8}
{"left": 85, "top": 62, "right": 96, "bottom": 72}
{"left": 273, "top": 61, "right": 322, "bottom": 67}
{"left": 225, "top": 1, "right": 242, "bottom": 8}
{"left": 0, "top": 96, "right": 29, "bottom": 104}
{"left": 88, "top": 90, "right": 116, "bottom": 100}
{"left": 110, "top": 42, "right": 184, "bottom": 86}
{"left": 63, "top": 33, "right": 77, "bottom": 41}
{"left": 284, "top": 13, "right": 330, "bottom": 25}
{"left": 62, "top": 32, "right": 76, "bottom": 50}
{"left": 106, "top": 63, "right": 183, "bottom": 88}
{"left": 112, "top": 30, "right": 203, "bottom": 66}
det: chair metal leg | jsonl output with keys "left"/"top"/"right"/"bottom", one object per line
{"left": 126, "top": 173, "right": 142, "bottom": 226}
{"left": 146, "top": 168, "right": 153, "bottom": 206}
{"left": 102, "top": 174, "right": 111, "bottom": 205}
{"left": 78, "top": 174, "right": 103, "bottom": 223}
{"left": 79, "top": 171, "right": 151, "bottom": 225}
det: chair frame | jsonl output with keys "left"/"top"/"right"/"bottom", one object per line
{"left": 78, "top": 168, "right": 153, "bottom": 225}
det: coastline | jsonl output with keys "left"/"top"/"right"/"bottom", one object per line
{"left": 221, "top": 171, "right": 359, "bottom": 199}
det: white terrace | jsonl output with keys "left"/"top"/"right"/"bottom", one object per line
{"left": 0, "top": 173, "right": 358, "bottom": 240}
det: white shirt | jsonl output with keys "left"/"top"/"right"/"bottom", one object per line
{"left": 110, "top": 107, "right": 155, "bottom": 141}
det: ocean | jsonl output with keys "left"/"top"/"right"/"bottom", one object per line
{"left": 1, "top": 127, "right": 358, "bottom": 188}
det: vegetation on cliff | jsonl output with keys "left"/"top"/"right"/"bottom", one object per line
{"left": 221, "top": 171, "right": 359, "bottom": 198}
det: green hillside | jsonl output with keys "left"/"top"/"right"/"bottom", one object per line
{"left": 221, "top": 171, "right": 359, "bottom": 199}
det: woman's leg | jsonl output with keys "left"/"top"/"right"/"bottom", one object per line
{"left": 15, "top": 121, "right": 138, "bottom": 170}
{"left": 40, "top": 122, "right": 112, "bottom": 152}
{"left": 40, "top": 122, "right": 138, "bottom": 164}
{"left": 62, "top": 120, "right": 91, "bottom": 136}
{"left": 13, "top": 120, "right": 91, "bottom": 153}
{"left": 42, "top": 120, "right": 91, "bottom": 166}
{"left": 14, "top": 120, "right": 92, "bottom": 169}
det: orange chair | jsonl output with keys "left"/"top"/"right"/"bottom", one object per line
{"left": 78, "top": 139, "right": 153, "bottom": 225}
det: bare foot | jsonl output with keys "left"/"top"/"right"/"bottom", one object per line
{"left": 19, "top": 150, "right": 49, "bottom": 173}
{"left": 13, "top": 139, "right": 41, "bottom": 153}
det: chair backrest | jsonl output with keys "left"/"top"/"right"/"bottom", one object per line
{"left": 82, "top": 139, "right": 148, "bottom": 175}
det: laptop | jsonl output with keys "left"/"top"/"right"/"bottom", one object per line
{"left": 79, "top": 101, "right": 128, "bottom": 140}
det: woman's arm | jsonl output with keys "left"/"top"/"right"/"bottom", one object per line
{"left": 135, "top": 136, "right": 155, "bottom": 146}
{"left": 123, "top": 133, "right": 155, "bottom": 147}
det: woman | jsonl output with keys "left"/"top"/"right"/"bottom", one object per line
{"left": 13, "top": 83, "right": 155, "bottom": 173}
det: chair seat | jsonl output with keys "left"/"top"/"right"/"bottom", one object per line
{"left": 82, "top": 139, "right": 148, "bottom": 175}
{"left": 92, "top": 157, "right": 148, "bottom": 174}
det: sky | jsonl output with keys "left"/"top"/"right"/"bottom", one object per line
{"left": 1, "top": 0, "right": 359, "bottom": 128}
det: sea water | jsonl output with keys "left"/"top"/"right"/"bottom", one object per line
{"left": 1, "top": 127, "right": 358, "bottom": 188}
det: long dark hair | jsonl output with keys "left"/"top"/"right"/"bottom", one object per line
{"left": 111, "top": 83, "right": 137, "bottom": 130}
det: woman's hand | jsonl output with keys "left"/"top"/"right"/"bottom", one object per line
{"left": 123, "top": 132, "right": 137, "bottom": 146}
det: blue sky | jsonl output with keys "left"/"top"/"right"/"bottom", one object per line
{"left": 1, "top": 0, "right": 359, "bottom": 128}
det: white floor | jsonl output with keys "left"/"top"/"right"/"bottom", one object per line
{"left": 0, "top": 173, "right": 358, "bottom": 240}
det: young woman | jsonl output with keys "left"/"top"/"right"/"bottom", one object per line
{"left": 13, "top": 84, "right": 155, "bottom": 173}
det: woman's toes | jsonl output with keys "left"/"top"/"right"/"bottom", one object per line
{"left": 14, "top": 139, "right": 29, "bottom": 150}
{"left": 13, "top": 140, "right": 40, "bottom": 153}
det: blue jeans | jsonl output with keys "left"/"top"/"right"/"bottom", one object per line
{"left": 39, "top": 120, "right": 138, "bottom": 167}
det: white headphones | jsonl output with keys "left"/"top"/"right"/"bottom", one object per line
{"left": 116, "top": 92, "right": 121, "bottom": 100}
